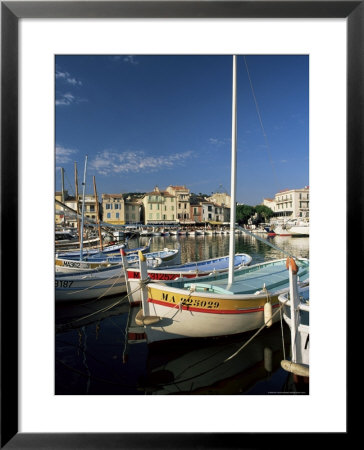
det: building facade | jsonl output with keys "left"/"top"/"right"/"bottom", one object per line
{"left": 101, "top": 194, "right": 125, "bottom": 225}
{"left": 207, "top": 192, "right": 231, "bottom": 208}
{"left": 165, "top": 185, "right": 191, "bottom": 224}
{"left": 124, "top": 201, "right": 141, "bottom": 224}
{"left": 263, "top": 186, "right": 310, "bottom": 221}
{"left": 142, "top": 186, "right": 178, "bottom": 225}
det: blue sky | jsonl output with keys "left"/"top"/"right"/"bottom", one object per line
{"left": 55, "top": 54, "right": 308, "bottom": 205}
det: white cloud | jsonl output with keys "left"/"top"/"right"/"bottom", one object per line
{"left": 55, "top": 92, "right": 87, "bottom": 106}
{"left": 123, "top": 55, "right": 138, "bottom": 65}
{"left": 56, "top": 145, "right": 78, "bottom": 164}
{"left": 209, "top": 137, "right": 229, "bottom": 146}
{"left": 90, "top": 149, "right": 194, "bottom": 176}
{"left": 55, "top": 92, "right": 75, "bottom": 106}
{"left": 56, "top": 69, "right": 82, "bottom": 86}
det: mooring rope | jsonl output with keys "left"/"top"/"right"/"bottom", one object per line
{"left": 56, "top": 283, "right": 144, "bottom": 333}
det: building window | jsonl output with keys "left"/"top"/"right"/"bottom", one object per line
{"left": 116, "top": 213, "right": 119, "bottom": 219}
{"left": 107, "top": 213, "right": 111, "bottom": 219}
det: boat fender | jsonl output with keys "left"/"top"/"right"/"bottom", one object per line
{"left": 264, "top": 301, "right": 273, "bottom": 328}
{"left": 135, "top": 309, "right": 161, "bottom": 326}
{"left": 281, "top": 360, "right": 309, "bottom": 377}
{"left": 286, "top": 257, "right": 298, "bottom": 274}
{"left": 264, "top": 347, "right": 273, "bottom": 373}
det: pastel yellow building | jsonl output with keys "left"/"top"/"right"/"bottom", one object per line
{"left": 142, "top": 186, "right": 177, "bottom": 225}
{"left": 166, "top": 185, "right": 191, "bottom": 223}
{"left": 102, "top": 194, "right": 125, "bottom": 224}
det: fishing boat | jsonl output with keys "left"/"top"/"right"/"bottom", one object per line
{"left": 278, "top": 259, "right": 309, "bottom": 378}
{"left": 125, "top": 253, "right": 252, "bottom": 303}
{"left": 130, "top": 56, "right": 310, "bottom": 344}
{"left": 288, "top": 221, "right": 310, "bottom": 237}
{"left": 273, "top": 224, "right": 292, "bottom": 236}
{"left": 55, "top": 264, "right": 127, "bottom": 302}
{"left": 134, "top": 256, "right": 309, "bottom": 343}
{"left": 55, "top": 245, "right": 181, "bottom": 272}
{"left": 56, "top": 238, "right": 152, "bottom": 259}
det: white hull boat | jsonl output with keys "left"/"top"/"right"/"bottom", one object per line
{"left": 55, "top": 246, "right": 181, "bottom": 273}
{"left": 55, "top": 264, "right": 126, "bottom": 302}
{"left": 289, "top": 225, "right": 310, "bottom": 237}
{"left": 135, "top": 257, "right": 309, "bottom": 343}
{"left": 126, "top": 253, "right": 252, "bottom": 303}
{"left": 278, "top": 258, "right": 309, "bottom": 379}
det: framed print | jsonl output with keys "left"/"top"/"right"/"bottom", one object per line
{"left": 2, "top": 0, "right": 359, "bottom": 447}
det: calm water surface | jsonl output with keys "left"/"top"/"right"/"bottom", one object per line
{"left": 55, "top": 234, "right": 309, "bottom": 395}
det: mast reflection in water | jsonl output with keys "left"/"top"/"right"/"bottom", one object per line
{"left": 55, "top": 234, "right": 309, "bottom": 395}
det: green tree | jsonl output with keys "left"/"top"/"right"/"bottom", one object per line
{"left": 255, "top": 205, "right": 274, "bottom": 223}
{"left": 236, "top": 204, "right": 255, "bottom": 225}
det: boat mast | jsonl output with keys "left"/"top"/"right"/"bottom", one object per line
{"left": 228, "top": 55, "right": 237, "bottom": 288}
{"left": 74, "top": 162, "right": 81, "bottom": 247}
{"left": 79, "top": 155, "right": 88, "bottom": 261}
{"left": 93, "top": 175, "right": 103, "bottom": 251}
{"left": 61, "top": 167, "right": 65, "bottom": 227}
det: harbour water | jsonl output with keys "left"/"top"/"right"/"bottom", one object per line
{"left": 55, "top": 233, "right": 309, "bottom": 395}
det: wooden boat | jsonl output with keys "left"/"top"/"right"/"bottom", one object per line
{"left": 278, "top": 259, "right": 309, "bottom": 378}
{"left": 134, "top": 257, "right": 309, "bottom": 343}
{"left": 125, "top": 253, "right": 252, "bottom": 303}
{"left": 55, "top": 264, "right": 127, "bottom": 302}
{"left": 55, "top": 246, "right": 181, "bottom": 272}
{"left": 56, "top": 238, "right": 152, "bottom": 259}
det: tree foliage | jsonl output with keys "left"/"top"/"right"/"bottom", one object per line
{"left": 236, "top": 204, "right": 255, "bottom": 224}
{"left": 255, "top": 205, "right": 274, "bottom": 222}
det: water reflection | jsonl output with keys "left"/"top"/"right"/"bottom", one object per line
{"left": 55, "top": 234, "right": 309, "bottom": 395}
{"left": 133, "top": 233, "right": 309, "bottom": 264}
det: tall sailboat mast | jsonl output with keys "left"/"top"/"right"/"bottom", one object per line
{"left": 227, "top": 55, "right": 237, "bottom": 289}
{"left": 79, "top": 155, "right": 88, "bottom": 261}
{"left": 74, "top": 162, "right": 81, "bottom": 247}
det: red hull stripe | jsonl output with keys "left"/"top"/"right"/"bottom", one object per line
{"left": 148, "top": 298, "right": 279, "bottom": 315}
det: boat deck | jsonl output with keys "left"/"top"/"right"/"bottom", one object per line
{"left": 158, "top": 254, "right": 249, "bottom": 273}
{"left": 183, "top": 259, "right": 309, "bottom": 295}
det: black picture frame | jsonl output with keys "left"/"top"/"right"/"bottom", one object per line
{"left": 1, "top": 1, "right": 358, "bottom": 448}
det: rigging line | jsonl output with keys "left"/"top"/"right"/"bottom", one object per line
{"left": 56, "top": 284, "right": 143, "bottom": 332}
{"left": 243, "top": 56, "right": 280, "bottom": 192}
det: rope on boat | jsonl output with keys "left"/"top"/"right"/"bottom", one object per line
{"left": 237, "top": 225, "right": 302, "bottom": 259}
{"left": 243, "top": 56, "right": 279, "bottom": 192}
{"left": 224, "top": 296, "right": 290, "bottom": 363}
{"left": 56, "top": 283, "right": 144, "bottom": 333}
{"left": 63, "top": 269, "right": 125, "bottom": 296}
